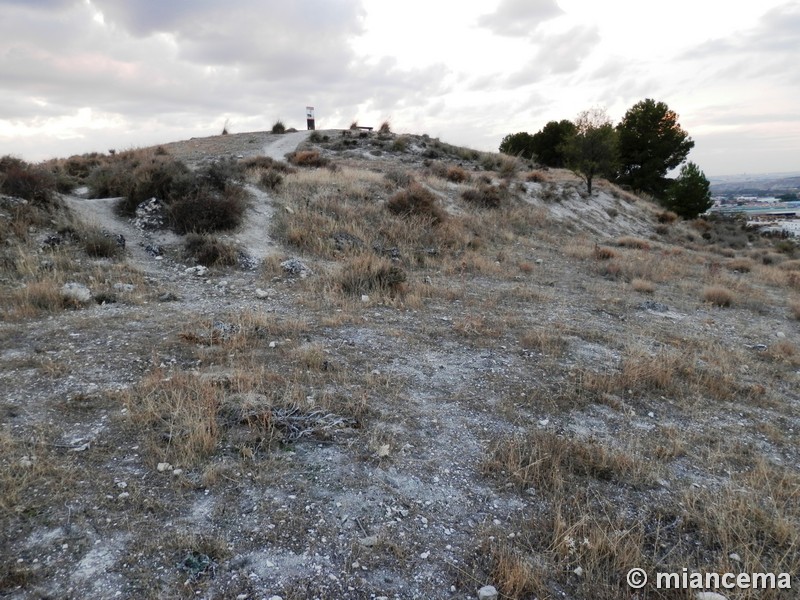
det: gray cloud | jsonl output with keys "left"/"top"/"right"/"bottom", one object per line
{"left": 681, "top": 2, "right": 800, "bottom": 82}
{"left": 477, "top": 0, "right": 562, "bottom": 37}
{"left": 505, "top": 25, "right": 601, "bottom": 87}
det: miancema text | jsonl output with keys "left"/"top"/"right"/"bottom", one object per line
{"left": 657, "top": 569, "right": 791, "bottom": 590}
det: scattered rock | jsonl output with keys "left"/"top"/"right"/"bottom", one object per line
{"left": 573, "top": 566, "right": 583, "bottom": 577}
{"left": 158, "top": 292, "right": 180, "bottom": 302}
{"left": 19, "top": 456, "right": 34, "bottom": 468}
{"left": 477, "top": 585, "right": 498, "bottom": 600}
{"left": 238, "top": 251, "right": 259, "bottom": 270}
{"left": 61, "top": 282, "right": 92, "bottom": 304}
{"left": 361, "top": 294, "right": 370, "bottom": 303}
{"left": 134, "top": 198, "right": 166, "bottom": 231}
{"left": 358, "top": 535, "right": 378, "bottom": 547}
{"left": 638, "top": 300, "right": 669, "bottom": 312}
{"left": 729, "top": 552, "right": 741, "bottom": 563}
{"left": 185, "top": 265, "right": 208, "bottom": 277}
{"left": 281, "top": 258, "right": 312, "bottom": 278}
{"left": 255, "top": 288, "right": 270, "bottom": 299}
{"left": 333, "top": 231, "right": 364, "bottom": 251}
{"left": 144, "top": 243, "right": 164, "bottom": 257}
{"left": 776, "top": 331, "right": 786, "bottom": 339}
{"left": 113, "top": 283, "right": 135, "bottom": 293}
{"left": 157, "top": 462, "right": 173, "bottom": 472}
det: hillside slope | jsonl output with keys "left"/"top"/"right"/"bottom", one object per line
{"left": 1, "top": 130, "right": 798, "bottom": 600}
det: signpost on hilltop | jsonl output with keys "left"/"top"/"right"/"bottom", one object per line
{"left": 306, "top": 106, "right": 315, "bottom": 131}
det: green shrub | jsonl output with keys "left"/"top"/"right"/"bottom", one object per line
{"left": 0, "top": 156, "right": 56, "bottom": 206}
{"left": 169, "top": 185, "right": 248, "bottom": 234}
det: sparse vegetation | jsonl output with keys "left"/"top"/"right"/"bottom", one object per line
{"left": 3, "top": 130, "right": 800, "bottom": 599}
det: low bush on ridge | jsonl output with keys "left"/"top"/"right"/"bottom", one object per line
{"left": 387, "top": 183, "right": 445, "bottom": 225}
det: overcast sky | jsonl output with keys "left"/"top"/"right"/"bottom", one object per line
{"left": 1, "top": 0, "right": 798, "bottom": 176}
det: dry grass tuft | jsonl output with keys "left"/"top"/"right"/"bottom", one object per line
{"left": 461, "top": 186, "right": 503, "bottom": 209}
{"left": 631, "top": 278, "right": 655, "bottom": 293}
{"left": 703, "top": 285, "right": 734, "bottom": 307}
{"left": 727, "top": 257, "right": 755, "bottom": 273}
{"left": 484, "top": 430, "right": 654, "bottom": 493}
{"left": 790, "top": 299, "right": 800, "bottom": 320}
{"left": 616, "top": 236, "right": 651, "bottom": 250}
{"left": 445, "top": 165, "right": 470, "bottom": 183}
{"left": 183, "top": 233, "right": 239, "bottom": 267}
{"left": 656, "top": 210, "right": 678, "bottom": 224}
{"left": 592, "top": 245, "right": 618, "bottom": 260}
{"left": 337, "top": 255, "right": 407, "bottom": 296}
{"left": 287, "top": 150, "right": 329, "bottom": 168}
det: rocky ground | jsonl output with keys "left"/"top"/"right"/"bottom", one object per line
{"left": 1, "top": 130, "right": 798, "bottom": 600}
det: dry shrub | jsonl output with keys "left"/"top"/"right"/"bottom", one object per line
{"left": 461, "top": 186, "right": 502, "bottom": 209}
{"left": 790, "top": 300, "right": 800, "bottom": 320}
{"left": 287, "top": 150, "right": 329, "bottom": 168}
{"left": 169, "top": 185, "right": 247, "bottom": 234}
{"left": 337, "top": 255, "right": 407, "bottom": 296}
{"left": 378, "top": 120, "right": 391, "bottom": 134}
{"left": 183, "top": 233, "right": 239, "bottom": 267}
{"left": 703, "top": 286, "right": 734, "bottom": 307}
{"left": 83, "top": 229, "right": 124, "bottom": 259}
{"left": 593, "top": 245, "right": 618, "bottom": 260}
{"left": 525, "top": 170, "right": 548, "bottom": 183}
{"left": 271, "top": 120, "right": 286, "bottom": 134}
{"left": 616, "top": 236, "right": 651, "bottom": 250}
{"left": 631, "top": 278, "right": 655, "bottom": 293}
{"left": 11, "top": 280, "right": 66, "bottom": 314}
{"left": 727, "top": 257, "right": 755, "bottom": 272}
{"left": 788, "top": 272, "right": 800, "bottom": 290}
{"left": 656, "top": 210, "right": 678, "bottom": 224}
{"left": 779, "top": 259, "right": 800, "bottom": 271}
{"left": 387, "top": 183, "right": 445, "bottom": 225}
{"left": 0, "top": 156, "right": 57, "bottom": 207}
{"left": 445, "top": 165, "right": 470, "bottom": 183}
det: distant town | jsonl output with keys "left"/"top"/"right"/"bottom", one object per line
{"left": 708, "top": 171, "right": 800, "bottom": 236}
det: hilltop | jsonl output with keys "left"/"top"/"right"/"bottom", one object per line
{"left": 1, "top": 129, "right": 799, "bottom": 599}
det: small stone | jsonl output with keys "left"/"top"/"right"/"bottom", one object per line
{"left": 420, "top": 551, "right": 430, "bottom": 559}
{"left": 113, "top": 283, "right": 135, "bottom": 293}
{"left": 361, "top": 294, "right": 370, "bottom": 303}
{"left": 255, "top": 288, "right": 270, "bottom": 299}
{"left": 695, "top": 593, "right": 729, "bottom": 600}
{"left": 729, "top": 552, "right": 741, "bottom": 562}
{"left": 280, "top": 258, "right": 312, "bottom": 278}
{"left": 157, "top": 462, "right": 172, "bottom": 472}
{"left": 776, "top": 331, "right": 786, "bottom": 339}
{"left": 376, "top": 444, "right": 390, "bottom": 458}
{"left": 116, "top": 481, "right": 127, "bottom": 489}
{"left": 185, "top": 265, "right": 208, "bottom": 277}
{"left": 172, "top": 468, "right": 183, "bottom": 476}
{"left": 535, "top": 258, "right": 543, "bottom": 264}
{"left": 117, "top": 492, "right": 130, "bottom": 501}
{"left": 573, "top": 566, "right": 584, "bottom": 577}
{"left": 478, "top": 585, "right": 498, "bottom": 600}
{"left": 648, "top": 411, "right": 655, "bottom": 418}
{"left": 269, "top": 341, "right": 277, "bottom": 349}
{"left": 19, "top": 456, "right": 34, "bottom": 468}
{"left": 158, "top": 292, "right": 179, "bottom": 302}
{"left": 538, "top": 418, "right": 549, "bottom": 426}
{"left": 61, "top": 282, "right": 92, "bottom": 304}
{"left": 358, "top": 535, "right": 378, "bottom": 547}
{"left": 268, "top": 596, "right": 283, "bottom": 600}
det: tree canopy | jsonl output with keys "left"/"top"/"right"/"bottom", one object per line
{"left": 616, "top": 98, "right": 694, "bottom": 197}
{"left": 664, "top": 162, "right": 712, "bottom": 219}
{"left": 499, "top": 132, "right": 536, "bottom": 159}
{"left": 563, "top": 108, "right": 618, "bottom": 196}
